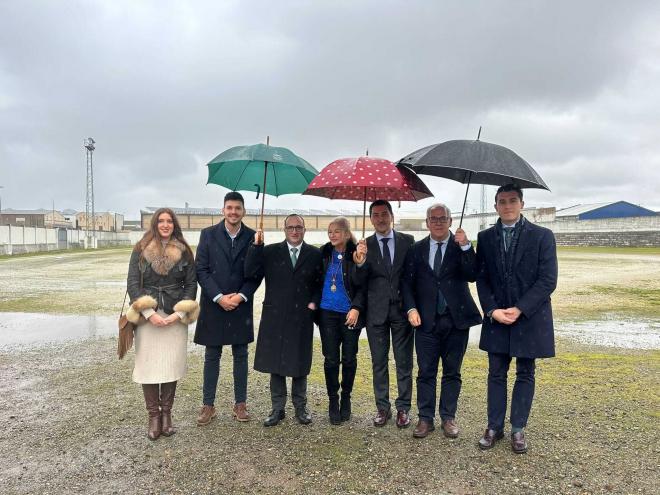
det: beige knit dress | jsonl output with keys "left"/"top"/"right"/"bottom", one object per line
{"left": 132, "top": 310, "right": 188, "bottom": 384}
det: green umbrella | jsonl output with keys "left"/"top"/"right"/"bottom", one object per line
{"left": 206, "top": 137, "right": 318, "bottom": 229}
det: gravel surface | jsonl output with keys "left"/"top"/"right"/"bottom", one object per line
{"left": 1, "top": 337, "right": 657, "bottom": 495}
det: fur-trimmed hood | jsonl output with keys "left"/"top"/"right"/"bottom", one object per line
{"left": 142, "top": 238, "right": 186, "bottom": 275}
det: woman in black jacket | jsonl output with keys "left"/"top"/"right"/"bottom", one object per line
{"left": 319, "top": 217, "right": 365, "bottom": 424}
{"left": 126, "top": 208, "right": 198, "bottom": 440}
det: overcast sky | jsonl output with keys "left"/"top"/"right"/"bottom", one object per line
{"left": 1, "top": 0, "right": 659, "bottom": 220}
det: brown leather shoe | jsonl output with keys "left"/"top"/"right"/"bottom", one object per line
{"left": 511, "top": 431, "right": 528, "bottom": 454}
{"left": 413, "top": 420, "right": 435, "bottom": 438}
{"left": 233, "top": 402, "right": 251, "bottom": 422}
{"left": 197, "top": 405, "right": 217, "bottom": 426}
{"left": 396, "top": 410, "right": 411, "bottom": 429}
{"left": 441, "top": 418, "right": 460, "bottom": 438}
{"left": 373, "top": 408, "right": 392, "bottom": 427}
{"left": 478, "top": 428, "right": 504, "bottom": 450}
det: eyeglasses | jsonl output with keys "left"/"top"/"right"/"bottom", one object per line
{"left": 285, "top": 226, "right": 304, "bottom": 232}
{"left": 428, "top": 216, "right": 450, "bottom": 224}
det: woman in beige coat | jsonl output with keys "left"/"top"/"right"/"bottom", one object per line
{"left": 126, "top": 207, "right": 198, "bottom": 440}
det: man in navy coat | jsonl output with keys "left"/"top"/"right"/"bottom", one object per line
{"left": 476, "top": 184, "right": 558, "bottom": 454}
{"left": 402, "top": 203, "right": 482, "bottom": 439}
{"left": 194, "top": 192, "right": 261, "bottom": 426}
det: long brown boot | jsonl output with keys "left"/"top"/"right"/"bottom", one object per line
{"left": 160, "top": 381, "right": 177, "bottom": 437}
{"left": 142, "top": 384, "right": 161, "bottom": 441}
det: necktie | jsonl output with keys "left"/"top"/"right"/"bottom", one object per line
{"left": 290, "top": 247, "right": 298, "bottom": 267}
{"left": 380, "top": 238, "right": 392, "bottom": 271}
{"left": 433, "top": 242, "right": 446, "bottom": 314}
{"left": 503, "top": 227, "right": 514, "bottom": 252}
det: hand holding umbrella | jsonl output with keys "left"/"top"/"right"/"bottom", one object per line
{"left": 303, "top": 155, "right": 433, "bottom": 264}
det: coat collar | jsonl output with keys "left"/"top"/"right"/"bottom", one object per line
{"left": 142, "top": 238, "right": 185, "bottom": 275}
{"left": 213, "top": 220, "right": 251, "bottom": 261}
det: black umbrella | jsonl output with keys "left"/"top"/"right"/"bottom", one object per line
{"left": 397, "top": 130, "right": 549, "bottom": 227}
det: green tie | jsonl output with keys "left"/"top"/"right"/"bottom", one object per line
{"left": 503, "top": 227, "right": 514, "bottom": 252}
{"left": 290, "top": 247, "right": 298, "bottom": 267}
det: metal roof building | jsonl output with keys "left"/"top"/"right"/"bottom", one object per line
{"left": 556, "top": 201, "right": 657, "bottom": 220}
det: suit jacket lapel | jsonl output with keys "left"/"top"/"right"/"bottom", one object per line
{"left": 439, "top": 233, "right": 455, "bottom": 275}
{"left": 212, "top": 221, "right": 232, "bottom": 263}
{"left": 367, "top": 235, "right": 385, "bottom": 273}
{"left": 293, "top": 242, "right": 310, "bottom": 271}
{"left": 392, "top": 231, "right": 406, "bottom": 271}
{"left": 512, "top": 220, "right": 529, "bottom": 269}
{"left": 231, "top": 224, "right": 250, "bottom": 260}
{"left": 421, "top": 236, "right": 435, "bottom": 276}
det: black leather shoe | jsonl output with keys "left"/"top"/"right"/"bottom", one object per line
{"left": 295, "top": 407, "right": 312, "bottom": 425}
{"left": 263, "top": 409, "right": 285, "bottom": 427}
{"left": 478, "top": 428, "right": 504, "bottom": 450}
{"left": 511, "top": 431, "right": 528, "bottom": 454}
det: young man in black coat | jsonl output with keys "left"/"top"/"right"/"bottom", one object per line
{"left": 402, "top": 203, "right": 482, "bottom": 439}
{"left": 355, "top": 200, "right": 415, "bottom": 428}
{"left": 244, "top": 214, "right": 323, "bottom": 427}
{"left": 194, "top": 192, "right": 261, "bottom": 426}
{"left": 476, "top": 184, "right": 558, "bottom": 454}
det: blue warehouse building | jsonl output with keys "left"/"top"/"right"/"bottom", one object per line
{"left": 556, "top": 201, "right": 657, "bottom": 221}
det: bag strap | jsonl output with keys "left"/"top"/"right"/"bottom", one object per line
{"left": 121, "top": 252, "right": 145, "bottom": 317}
{"left": 119, "top": 289, "right": 129, "bottom": 318}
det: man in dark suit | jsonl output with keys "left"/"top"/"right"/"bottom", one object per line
{"left": 194, "top": 192, "right": 261, "bottom": 426}
{"left": 245, "top": 214, "right": 323, "bottom": 427}
{"left": 402, "top": 203, "right": 482, "bottom": 439}
{"left": 476, "top": 184, "right": 558, "bottom": 454}
{"left": 355, "top": 200, "right": 415, "bottom": 427}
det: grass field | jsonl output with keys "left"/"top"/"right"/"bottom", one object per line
{"left": 1, "top": 245, "right": 659, "bottom": 319}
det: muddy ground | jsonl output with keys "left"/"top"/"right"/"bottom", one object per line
{"left": 0, "top": 247, "right": 659, "bottom": 494}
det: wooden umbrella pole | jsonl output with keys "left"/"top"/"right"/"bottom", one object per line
{"left": 259, "top": 161, "right": 268, "bottom": 230}
{"left": 459, "top": 171, "right": 472, "bottom": 229}
{"left": 259, "top": 135, "right": 270, "bottom": 231}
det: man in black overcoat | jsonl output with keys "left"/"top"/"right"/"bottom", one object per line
{"left": 402, "top": 203, "right": 482, "bottom": 439}
{"left": 244, "top": 214, "right": 323, "bottom": 426}
{"left": 355, "top": 200, "right": 415, "bottom": 428}
{"left": 476, "top": 184, "right": 558, "bottom": 454}
{"left": 194, "top": 192, "right": 261, "bottom": 425}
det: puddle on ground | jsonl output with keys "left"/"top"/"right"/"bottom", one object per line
{"left": 0, "top": 313, "right": 657, "bottom": 351}
{"left": 0, "top": 313, "right": 119, "bottom": 348}
{"left": 555, "top": 318, "right": 659, "bottom": 350}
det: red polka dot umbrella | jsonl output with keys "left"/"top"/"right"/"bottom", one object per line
{"left": 303, "top": 156, "right": 433, "bottom": 237}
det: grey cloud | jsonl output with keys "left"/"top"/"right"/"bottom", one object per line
{"left": 1, "top": 0, "right": 659, "bottom": 218}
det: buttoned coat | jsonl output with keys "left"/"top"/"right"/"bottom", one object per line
{"left": 401, "top": 233, "right": 482, "bottom": 332}
{"left": 194, "top": 221, "right": 261, "bottom": 346}
{"left": 355, "top": 231, "right": 415, "bottom": 326}
{"left": 476, "top": 219, "right": 558, "bottom": 358}
{"left": 245, "top": 240, "right": 323, "bottom": 377}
